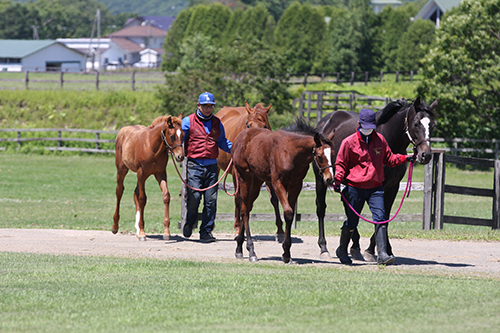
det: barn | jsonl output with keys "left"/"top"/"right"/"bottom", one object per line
{"left": 0, "top": 40, "right": 86, "bottom": 72}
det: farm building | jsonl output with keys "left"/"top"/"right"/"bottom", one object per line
{"left": 0, "top": 40, "right": 86, "bottom": 72}
{"left": 414, "top": 0, "right": 462, "bottom": 28}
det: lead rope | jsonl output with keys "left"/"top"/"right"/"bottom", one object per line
{"left": 338, "top": 152, "right": 416, "bottom": 225}
{"left": 168, "top": 150, "right": 239, "bottom": 196}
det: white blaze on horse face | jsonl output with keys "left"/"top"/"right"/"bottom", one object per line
{"left": 135, "top": 210, "right": 140, "bottom": 235}
{"left": 324, "top": 147, "right": 334, "bottom": 176}
{"left": 420, "top": 117, "right": 431, "bottom": 140}
{"left": 176, "top": 129, "right": 181, "bottom": 141}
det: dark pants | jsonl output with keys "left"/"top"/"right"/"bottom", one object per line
{"left": 342, "top": 185, "right": 385, "bottom": 230}
{"left": 186, "top": 160, "right": 218, "bottom": 237}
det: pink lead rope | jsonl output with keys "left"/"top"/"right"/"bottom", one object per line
{"left": 338, "top": 156, "right": 416, "bottom": 225}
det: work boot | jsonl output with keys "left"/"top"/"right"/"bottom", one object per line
{"left": 375, "top": 224, "right": 396, "bottom": 265}
{"left": 350, "top": 228, "right": 364, "bottom": 261}
{"left": 336, "top": 227, "right": 352, "bottom": 265}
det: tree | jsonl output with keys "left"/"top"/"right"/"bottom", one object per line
{"left": 395, "top": 19, "right": 435, "bottom": 70}
{"left": 274, "top": 2, "right": 327, "bottom": 73}
{"left": 417, "top": 0, "right": 500, "bottom": 140}
{"left": 0, "top": 2, "right": 39, "bottom": 39}
{"left": 162, "top": 6, "right": 196, "bottom": 72}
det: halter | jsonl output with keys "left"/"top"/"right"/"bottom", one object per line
{"left": 245, "top": 116, "right": 269, "bottom": 129}
{"left": 404, "top": 107, "right": 430, "bottom": 150}
{"left": 161, "top": 130, "right": 183, "bottom": 152}
{"left": 313, "top": 146, "right": 333, "bottom": 173}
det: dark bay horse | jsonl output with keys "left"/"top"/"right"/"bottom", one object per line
{"left": 113, "top": 114, "right": 184, "bottom": 241}
{"left": 216, "top": 102, "right": 286, "bottom": 241}
{"left": 232, "top": 119, "right": 335, "bottom": 263}
{"left": 313, "top": 97, "right": 438, "bottom": 259}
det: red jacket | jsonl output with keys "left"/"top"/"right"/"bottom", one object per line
{"left": 185, "top": 113, "right": 221, "bottom": 159}
{"left": 335, "top": 129, "right": 407, "bottom": 189}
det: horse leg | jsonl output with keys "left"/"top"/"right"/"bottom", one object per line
{"left": 314, "top": 170, "right": 330, "bottom": 259}
{"left": 272, "top": 182, "right": 296, "bottom": 264}
{"left": 155, "top": 171, "right": 171, "bottom": 241}
{"left": 112, "top": 165, "right": 129, "bottom": 234}
{"left": 133, "top": 171, "right": 148, "bottom": 241}
{"left": 234, "top": 171, "right": 246, "bottom": 259}
{"left": 266, "top": 183, "right": 285, "bottom": 243}
{"left": 244, "top": 182, "right": 261, "bottom": 262}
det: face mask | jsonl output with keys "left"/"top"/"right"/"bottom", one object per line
{"left": 360, "top": 128, "right": 373, "bottom": 136}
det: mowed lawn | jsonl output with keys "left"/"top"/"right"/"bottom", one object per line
{"left": 1, "top": 153, "right": 500, "bottom": 332}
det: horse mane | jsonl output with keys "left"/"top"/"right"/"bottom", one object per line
{"left": 376, "top": 98, "right": 435, "bottom": 126}
{"left": 282, "top": 118, "right": 333, "bottom": 146}
{"left": 149, "top": 115, "right": 181, "bottom": 128}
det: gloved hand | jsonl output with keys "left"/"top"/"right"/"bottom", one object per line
{"left": 406, "top": 155, "right": 416, "bottom": 163}
{"left": 333, "top": 178, "right": 341, "bottom": 192}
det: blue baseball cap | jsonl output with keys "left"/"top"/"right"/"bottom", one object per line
{"left": 359, "top": 108, "right": 377, "bottom": 129}
{"left": 198, "top": 92, "right": 216, "bottom": 105}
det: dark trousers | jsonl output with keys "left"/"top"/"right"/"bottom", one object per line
{"left": 186, "top": 160, "right": 218, "bottom": 237}
{"left": 342, "top": 185, "right": 385, "bottom": 230}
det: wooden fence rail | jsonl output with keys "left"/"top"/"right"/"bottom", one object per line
{"left": 423, "top": 150, "right": 500, "bottom": 230}
{"left": 288, "top": 70, "right": 419, "bottom": 87}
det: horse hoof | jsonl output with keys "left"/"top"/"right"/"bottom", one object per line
{"left": 163, "top": 234, "right": 170, "bottom": 241}
{"left": 350, "top": 248, "right": 365, "bottom": 261}
{"left": 249, "top": 256, "right": 258, "bottom": 262}
{"left": 320, "top": 251, "right": 331, "bottom": 259}
{"left": 111, "top": 229, "right": 118, "bottom": 234}
{"left": 282, "top": 256, "right": 291, "bottom": 264}
{"left": 235, "top": 253, "right": 243, "bottom": 259}
{"left": 276, "top": 233, "right": 285, "bottom": 243}
{"left": 138, "top": 236, "right": 147, "bottom": 242}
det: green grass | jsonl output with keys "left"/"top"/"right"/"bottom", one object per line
{"left": 1, "top": 252, "right": 499, "bottom": 332}
{"left": 1, "top": 153, "right": 499, "bottom": 241}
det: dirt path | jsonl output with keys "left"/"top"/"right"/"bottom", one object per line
{"left": 1, "top": 228, "right": 500, "bottom": 277}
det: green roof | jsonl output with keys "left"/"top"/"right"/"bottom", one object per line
{"left": 0, "top": 40, "right": 58, "bottom": 58}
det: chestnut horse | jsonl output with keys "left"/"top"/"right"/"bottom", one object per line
{"left": 216, "top": 102, "right": 286, "bottom": 241}
{"left": 113, "top": 114, "right": 184, "bottom": 241}
{"left": 232, "top": 118, "right": 335, "bottom": 263}
{"left": 313, "top": 97, "right": 437, "bottom": 259}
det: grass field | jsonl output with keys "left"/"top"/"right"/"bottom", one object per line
{"left": 1, "top": 153, "right": 500, "bottom": 332}
{"left": 1, "top": 253, "right": 500, "bottom": 332}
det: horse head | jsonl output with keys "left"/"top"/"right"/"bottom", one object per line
{"left": 313, "top": 131, "right": 335, "bottom": 186}
{"left": 161, "top": 113, "right": 185, "bottom": 163}
{"left": 407, "top": 97, "right": 438, "bottom": 164}
{"left": 244, "top": 101, "right": 272, "bottom": 130}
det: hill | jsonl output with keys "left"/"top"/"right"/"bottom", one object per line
{"left": 97, "top": 0, "right": 188, "bottom": 16}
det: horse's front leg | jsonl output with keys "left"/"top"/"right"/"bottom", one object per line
{"left": 314, "top": 169, "right": 330, "bottom": 259}
{"left": 155, "top": 171, "right": 171, "bottom": 241}
{"left": 112, "top": 165, "right": 129, "bottom": 234}
{"left": 266, "top": 183, "right": 285, "bottom": 243}
{"left": 133, "top": 171, "right": 148, "bottom": 241}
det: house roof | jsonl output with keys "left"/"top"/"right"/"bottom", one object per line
{"left": 125, "top": 16, "right": 176, "bottom": 31}
{"left": 371, "top": 0, "right": 402, "bottom": 5}
{"left": 0, "top": 40, "right": 65, "bottom": 58}
{"left": 110, "top": 38, "right": 144, "bottom": 53}
{"left": 108, "top": 25, "right": 167, "bottom": 38}
{"left": 415, "top": 0, "right": 462, "bottom": 19}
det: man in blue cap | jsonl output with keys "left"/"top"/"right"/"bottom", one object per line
{"left": 181, "top": 92, "right": 232, "bottom": 242}
{"left": 333, "top": 108, "right": 415, "bottom": 264}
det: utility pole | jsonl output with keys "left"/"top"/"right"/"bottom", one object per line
{"left": 97, "top": 8, "right": 101, "bottom": 71}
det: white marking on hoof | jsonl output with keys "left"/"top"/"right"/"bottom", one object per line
{"left": 320, "top": 251, "right": 331, "bottom": 259}
{"left": 135, "top": 210, "right": 140, "bottom": 236}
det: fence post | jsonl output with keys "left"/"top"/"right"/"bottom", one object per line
{"left": 316, "top": 92, "right": 324, "bottom": 125}
{"left": 349, "top": 92, "right": 355, "bottom": 111}
{"left": 58, "top": 130, "right": 62, "bottom": 150}
{"left": 380, "top": 71, "right": 383, "bottom": 83}
{"left": 303, "top": 73, "right": 308, "bottom": 87}
{"left": 320, "top": 73, "right": 325, "bottom": 82}
{"left": 350, "top": 71, "right": 355, "bottom": 85}
{"left": 434, "top": 151, "right": 445, "bottom": 229}
{"left": 410, "top": 70, "right": 414, "bottom": 82}
{"left": 336, "top": 72, "right": 340, "bottom": 85}
{"left": 131, "top": 71, "right": 136, "bottom": 91}
{"left": 95, "top": 132, "right": 100, "bottom": 150}
{"left": 423, "top": 153, "right": 434, "bottom": 230}
{"left": 365, "top": 71, "right": 368, "bottom": 85}
{"left": 95, "top": 71, "right": 99, "bottom": 90}
{"left": 298, "top": 93, "right": 305, "bottom": 118}
{"left": 25, "top": 71, "right": 29, "bottom": 90}
{"left": 17, "top": 131, "right": 21, "bottom": 148}
{"left": 493, "top": 159, "right": 500, "bottom": 229}
{"left": 395, "top": 71, "right": 399, "bottom": 83}
{"left": 60, "top": 71, "right": 64, "bottom": 90}
{"left": 307, "top": 91, "right": 312, "bottom": 120}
